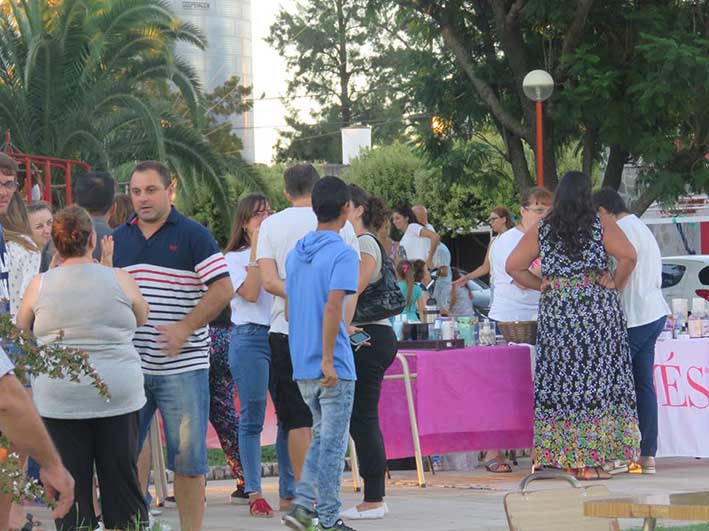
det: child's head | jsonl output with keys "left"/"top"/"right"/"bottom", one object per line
{"left": 312, "top": 176, "right": 351, "bottom": 227}
{"left": 396, "top": 260, "right": 414, "bottom": 307}
{"left": 413, "top": 259, "right": 430, "bottom": 285}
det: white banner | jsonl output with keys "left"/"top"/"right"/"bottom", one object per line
{"left": 656, "top": 338, "right": 709, "bottom": 457}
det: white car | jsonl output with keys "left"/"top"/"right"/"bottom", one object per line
{"left": 661, "top": 255, "right": 709, "bottom": 306}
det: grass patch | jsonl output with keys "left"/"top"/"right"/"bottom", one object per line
{"left": 205, "top": 445, "right": 276, "bottom": 467}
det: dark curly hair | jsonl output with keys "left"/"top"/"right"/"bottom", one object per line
{"left": 349, "top": 184, "right": 389, "bottom": 232}
{"left": 545, "top": 171, "right": 596, "bottom": 258}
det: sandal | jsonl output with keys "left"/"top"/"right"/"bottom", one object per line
{"left": 484, "top": 459, "right": 512, "bottom": 473}
{"left": 571, "top": 467, "right": 611, "bottom": 481}
{"left": 13, "top": 513, "right": 43, "bottom": 531}
{"left": 249, "top": 497, "right": 274, "bottom": 518}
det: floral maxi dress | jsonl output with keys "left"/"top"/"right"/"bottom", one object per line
{"left": 535, "top": 216, "right": 640, "bottom": 469}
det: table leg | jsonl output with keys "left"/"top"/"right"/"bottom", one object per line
{"left": 397, "top": 354, "right": 426, "bottom": 488}
{"left": 642, "top": 518, "right": 656, "bottom": 531}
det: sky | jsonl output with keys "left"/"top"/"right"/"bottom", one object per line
{"left": 251, "top": 0, "right": 315, "bottom": 164}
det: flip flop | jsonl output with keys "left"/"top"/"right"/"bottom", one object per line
{"left": 484, "top": 459, "right": 512, "bottom": 473}
{"left": 249, "top": 498, "right": 274, "bottom": 518}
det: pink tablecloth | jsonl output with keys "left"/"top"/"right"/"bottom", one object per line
{"left": 379, "top": 345, "right": 534, "bottom": 459}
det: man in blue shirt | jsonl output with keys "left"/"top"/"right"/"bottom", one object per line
{"left": 282, "top": 177, "right": 359, "bottom": 531}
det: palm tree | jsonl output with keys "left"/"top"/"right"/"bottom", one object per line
{"left": 0, "top": 0, "right": 236, "bottom": 212}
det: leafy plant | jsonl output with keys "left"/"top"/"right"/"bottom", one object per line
{"left": 0, "top": 313, "right": 109, "bottom": 505}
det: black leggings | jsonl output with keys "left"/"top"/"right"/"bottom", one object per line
{"left": 43, "top": 411, "right": 148, "bottom": 531}
{"left": 349, "top": 324, "right": 398, "bottom": 502}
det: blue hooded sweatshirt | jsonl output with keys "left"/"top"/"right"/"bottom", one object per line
{"left": 285, "top": 230, "right": 359, "bottom": 380}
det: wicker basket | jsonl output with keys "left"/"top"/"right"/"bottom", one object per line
{"left": 498, "top": 320, "right": 538, "bottom": 345}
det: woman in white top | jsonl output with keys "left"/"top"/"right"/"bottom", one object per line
{"left": 593, "top": 187, "right": 670, "bottom": 474}
{"left": 391, "top": 204, "right": 440, "bottom": 267}
{"left": 225, "top": 194, "right": 276, "bottom": 518}
{"left": 488, "top": 189, "right": 552, "bottom": 323}
{"left": 483, "top": 188, "right": 552, "bottom": 474}
{"left": 0, "top": 193, "right": 41, "bottom": 319}
{"left": 453, "top": 206, "right": 514, "bottom": 289}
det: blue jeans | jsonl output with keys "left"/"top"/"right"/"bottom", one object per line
{"left": 138, "top": 369, "right": 209, "bottom": 476}
{"left": 229, "top": 323, "right": 295, "bottom": 498}
{"left": 628, "top": 316, "right": 666, "bottom": 457}
{"left": 294, "top": 380, "right": 355, "bottom": 528}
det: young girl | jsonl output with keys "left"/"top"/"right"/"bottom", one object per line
{"left": 224, "top": 194, "right": 276, "bottom": 518}
{"left": 449, "top": 268, "right": 475, "bottom": 318}
{"left": 396, "top": 260, "right": 427, "bottom": 321}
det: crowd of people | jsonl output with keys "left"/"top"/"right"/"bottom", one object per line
{"left": 0, "top": 153, "right": 670, "bottom": 530}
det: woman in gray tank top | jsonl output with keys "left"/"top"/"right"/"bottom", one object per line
{"left": 17, "top": 206, "right": 149, "bottom": 531}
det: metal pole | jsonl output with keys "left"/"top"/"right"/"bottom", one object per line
{"left": 44, "top": 160, "right": 51, "bottom": 204}
{"left": 25, "top": 158, "right": 32, "bottom": 202}
{"left": 536, "top": 100, "right": 544, "bottom": 187}
{"left": 65, "top": 163, "right": 72, "bottom": 205}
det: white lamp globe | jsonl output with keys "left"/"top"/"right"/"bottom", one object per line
{"left": 522, "top": 70, "right": 554, "bottom": 102}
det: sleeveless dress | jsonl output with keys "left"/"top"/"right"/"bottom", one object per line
{"left": 535, "top": 216, "right": 640, "bottom": 468}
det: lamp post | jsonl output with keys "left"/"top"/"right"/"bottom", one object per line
{"left": 522, "top": 70, "right": 554, "bottom": 187}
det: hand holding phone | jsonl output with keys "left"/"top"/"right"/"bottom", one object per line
{"left": 349, "top": 330, "right": 371, "bottom": 348}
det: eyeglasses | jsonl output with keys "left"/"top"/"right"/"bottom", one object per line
{"left": 524, "top": 206, "right": 550, "bottom": 215}
{"left": 0, "top": 180, "right": 18, "bottom": 191}
{"left": 487, "top": 216, "right": 501, "bottom": 223}
{"left": 253, "top": 209, "right": 274, "bottom": 218}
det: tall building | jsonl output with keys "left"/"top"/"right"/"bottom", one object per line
{"left": 168, "top": 0, "right": 255, "bottom": 163}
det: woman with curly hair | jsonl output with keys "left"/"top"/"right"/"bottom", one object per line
{"left": 507, "top": 171, "right": 640, "bottom": 481}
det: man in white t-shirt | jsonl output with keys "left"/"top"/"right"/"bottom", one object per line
{"left": 257, "top": 164, "right": 359, "bottom": 488}
{"left": 594, "top": 188, "right": 669, "bottom": 474}
{"left": 413, "top": 205, "right": 453, "bottom": 309}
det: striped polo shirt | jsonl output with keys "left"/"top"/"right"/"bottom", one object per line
{"left": 113, "top": 207, "right": 229, "bottom": 375}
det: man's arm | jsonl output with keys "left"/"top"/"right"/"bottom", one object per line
{"left": 157, "top": 276, "right": 233, "bottom": 357}
{"left": 0, "top": 374, "right": 75, "bottom": 518}
{"left": 258, "top": 258, "right": 286, "bottom": 298}
{"left": 321, "top": 290, "right": 346, "bottom": 387}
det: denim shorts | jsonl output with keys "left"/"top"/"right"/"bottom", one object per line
{"left": 137, "top": 369, "right": 209, "bottom": 476}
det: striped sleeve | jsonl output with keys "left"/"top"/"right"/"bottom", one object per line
{"left": 195, "top": 252, "right": 229, "bottom": 285}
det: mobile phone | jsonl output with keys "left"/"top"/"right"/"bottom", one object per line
{"left": 349, "top": 330, "right": 371, "bottom": 346}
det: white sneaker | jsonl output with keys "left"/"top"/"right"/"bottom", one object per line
{"left": 340, "top": 503, "right": 388, "bottom": 520}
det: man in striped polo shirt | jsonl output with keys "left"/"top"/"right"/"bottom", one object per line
{"left": 113, "top": 161, "right": 233, "bottom": 531}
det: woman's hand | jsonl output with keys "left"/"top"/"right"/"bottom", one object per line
{"left": 597, "top": 272, "right": 617, "bottom": 290}
{"left": 48, "top": 253, "right": 63, "bottom": 269}
{"left": 101, "top": 235, "right": 114, "bottom": 267}
{"left": 452, "top": 275, "right": 468, "bottom": 288}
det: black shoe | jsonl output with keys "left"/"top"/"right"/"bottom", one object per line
{"left": 163, "top": 495, "right": 206, "bottom": 508}
{"left": 230, "top": 486, "right": 250, "bottom": 505}
{"left": 318, "top": 519, "right": 356, "bottom": 531}
{"left": 281, "top": 504, "right": 317, "bottom": 531}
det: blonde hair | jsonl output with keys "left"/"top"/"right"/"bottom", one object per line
{"left": 0, "top": 192, "right": 39, "bottom": 251}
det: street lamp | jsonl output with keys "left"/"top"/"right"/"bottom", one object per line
{"left": 522, "top": 69, "right": 554, "bottom": 187}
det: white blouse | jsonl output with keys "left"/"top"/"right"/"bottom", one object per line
{"left": 6, "top": 237, "right": 41, "bottom": 319}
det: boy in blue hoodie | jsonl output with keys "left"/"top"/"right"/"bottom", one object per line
{"left": 282, "top": 177, "right": 359, "bottom": 531}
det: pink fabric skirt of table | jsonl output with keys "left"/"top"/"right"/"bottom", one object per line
{"left": 379, "top": 345, "right": 534, "bottom": 459}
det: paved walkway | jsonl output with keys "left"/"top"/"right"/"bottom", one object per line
{"left": 29, "top": 457, "right": 709, "bottom": 530}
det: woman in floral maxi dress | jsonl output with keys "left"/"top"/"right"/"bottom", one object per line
{"left": 507, "top": 171, "right": 641, "bottom": 480}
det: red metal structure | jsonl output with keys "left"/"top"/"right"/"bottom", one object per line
{"left": 3, "top": 130, "right": 90, "bottom": 206}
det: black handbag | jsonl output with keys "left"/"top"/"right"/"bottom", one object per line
{"left": 353, "top": 233, "right": 406, "bottom": 322}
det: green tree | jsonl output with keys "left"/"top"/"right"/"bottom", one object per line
{"left": 0, "top": 0, "right": 234, "bottom": 212}
{"left": 267, "top": 0, "right": 408, "bottom": 162}
{"left": 379, "top": 0, "right": 708, "bottom": 212}
{"left": 343, "top": 141, "right": 519, "bottom": 235}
